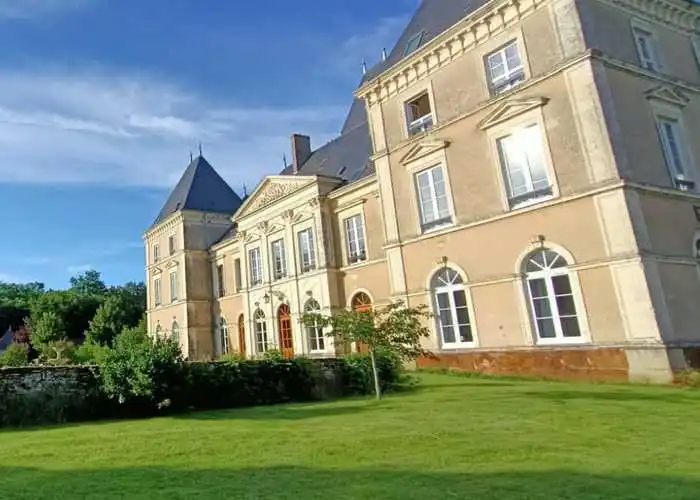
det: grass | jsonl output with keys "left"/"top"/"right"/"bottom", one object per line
{"left": 2, "top": 373, "right": 700, "bottom": 499}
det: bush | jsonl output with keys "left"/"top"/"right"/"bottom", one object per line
{"left": 0, "top": 343, "right": 29, "bottom": 367}
{"left": 676, "top": 370, "right": 700, "bottom": 387}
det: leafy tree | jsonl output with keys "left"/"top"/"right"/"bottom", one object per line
{"left": 29, "top": 291, "right": 101, "bottom": 341}
{"left": 37, "top": 340, "right": 77, "bottom": 366}
{"left": 303, "top": 301, "right": 432, "bottom": 399}
{"left": 28, "top": 311, "right": 67, "bottom": 347}
{"left": 0, "top": 343, "right": 29, "bottom": 367}
{"left": 0, "top": 282, "right": 45, "bottom": 334}
{"left": 69, "top": 270, "right": 107, "bottom": 296}
{"left": 86, "top": 295, "right": 131, "bottom": 346}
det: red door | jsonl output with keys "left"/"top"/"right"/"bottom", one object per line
{"left": 351, "top": 292, "right": 372, "bottom": 354}
{"left": 277, "top": 304, "right": 294, "bottom": 359}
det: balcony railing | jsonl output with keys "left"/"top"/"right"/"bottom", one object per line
{"left": 348, "top": 250, "right": 367, "bottom": 265}
{"left": 407, "top": 114, "right": 434, "bottom": 136}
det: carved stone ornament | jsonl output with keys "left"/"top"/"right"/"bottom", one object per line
{"left": 249, "top": 182, "right": 295, "bottom": 212}
{"left": 256, "top": 221, "right": 269, "bottom": 233}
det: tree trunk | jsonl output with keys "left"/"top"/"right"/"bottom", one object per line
{"left": 369, "top": 347, "right": 382, "bottom": 400}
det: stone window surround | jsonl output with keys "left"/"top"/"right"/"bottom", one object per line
{"left": 338, "top": 203, "right": 369, "bottom": 269}
{"left": 401, "top": 81, "right": 438, "bottom": 139}
{"left": 296, "top": 225, "right": 318, "bottom": 274}
{"left": 649, "top": 99, "right": 697, "bottom": 190}
{"left": 630, "top": 18, "right": 664, "bottom": 72}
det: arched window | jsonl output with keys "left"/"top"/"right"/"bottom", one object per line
{"left": 524, "top": 248, "right": 582, "bottom": 342}
{"left": 305, "top": 299, "right": 325, "bottom": 352}
{"left": 431, "top": 267, "right": 473, "bottom": 347}
{"left": 219, "top": 317, "right": 229, "bottom": 355}
{"left": 254, "top": 309, "right": 269, "bottom": 353}
{"left": 351, "top": 292, "right": 372, "bottom": 313}
{"left": 171, "top": 321, "right": 180, "bottom": 345}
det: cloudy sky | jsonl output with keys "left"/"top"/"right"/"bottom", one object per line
{"left": 0, "top": 0, "right": 415, "bottom": 288}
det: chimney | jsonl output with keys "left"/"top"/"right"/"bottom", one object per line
{"left": 291, "top": 134, "right": 311, "bottom": 174}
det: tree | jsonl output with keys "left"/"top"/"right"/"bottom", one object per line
{"left": 29, "top": 291, "right": 101, "bottom": 341}
{"left": 303, "top": 301, "right": 432, "bottom": 399}
{"left": 27, "top": 311, "right": 67, "bottom": 347}
{"left": 0, "top": 343, "right": 29, "bottom": 367}
{"left": 69, "top": 270, "right": 107, "bottom": 296}
{"left": 86, "top": 295, "right": 131, "bottom": 346}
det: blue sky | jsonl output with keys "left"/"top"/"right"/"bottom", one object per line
{"left": 0, "top": 0, "right": 416, "bottom": 289}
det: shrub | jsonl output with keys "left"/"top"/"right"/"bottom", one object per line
{"left": 0, "top": 343, "right": 29, "bottom": 367}
{"left": 36, "top": 340, "right": 77, "bottom": 366}
{"left": 676, "top": 370, "right": 700, "bottom": 387}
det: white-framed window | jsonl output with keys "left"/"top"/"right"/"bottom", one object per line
{"left": 254, "top": 309, "right": 270, "bottom": 353}
{"left": 171, "top": 321, "right": 180, "bottom": 346}
{"left": 249, "top": 247, "right": 263, "bottom": 286}
{"left": 234, "top": 258, "right": 242, "bottom": 292}
{"left": 524, "top": 249, "right": 583, "bottom": 344}
{"left": 486, "top": 41, "right": 525, "bottom": 95}
{"left": 405, "top": 92, "right": 434, "bottom": 136}
{"left": 219, "top": 317, "right": 229, "bottom": 355}
{"left": 168, "top": 235, "right": 176, "bottom": 255}
{"left": 169, "top": 271, "right": 178, "bottom": 303}
{"left": 344, "top": 215, "right": 367, "bottom": 265}
{"left": 153, "top": 244, "right": 160, "bottom": 264}
{"left": 415, "top": 166, "right": 452, "bottom": 232}
{"left": 431, "top": 267, "right": 474, "bottom": 348}
{"left": 153, "top": 278, "right": 161, "bottom": 307}
{"left": 298, "top": 229, "right": 317, "bottom": 273}
{"left": 271, "top": 239, "right": 287, "bottom": 280}
{"left": 305, "top": 299, "right": 325, "bottom": 352}
{"left": 632, "top": 25, "right": 660, "bottom": 71}
{"left": 656, "top": 116, "right": 695, "bottom": 191}
{"left": 497, "top": 124, "right": 552, "bottom": 208}
{"left": 216, "top": 263, "right": 226, "bottom": 298}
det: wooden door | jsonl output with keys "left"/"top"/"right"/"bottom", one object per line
{"left": 351, "top": 292, "right": 372, "bottom": 354}
{"left": 238, "top": 314, "right": 246, "bottom": 357}
{"left": 277, "top": 304, "right": 294, "bottom": 359}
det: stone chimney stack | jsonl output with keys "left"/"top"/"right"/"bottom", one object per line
{"left": 291, "top": 134, "right": 311, "bottom": 174}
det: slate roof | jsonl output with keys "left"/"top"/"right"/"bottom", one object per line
{"left": 153, "top": 155, "right": 243, "bottom": 226}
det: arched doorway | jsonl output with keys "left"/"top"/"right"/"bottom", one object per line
{"left": 237, "top": 314, "right": 246, "bottom": 357}
{"left": 277, "top": 304, "right": 294, "bottom": 359}
{"left": 351, "top": 292, "right": 372, "bottom": 354}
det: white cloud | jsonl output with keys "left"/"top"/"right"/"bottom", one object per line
{"left": 0, "top": 272, "right": 24, "bottom": 283}
{"left": 0, "top": 68, "right": 345, "bottom": 189}
{"left": 0, "top": 0, "right": 91, "bottom": 19}
{"left": 335, "top": 14, "right": 410, "bottom": 74}
{"left": 67, "top": 264, "right": 93, "bottom": 274}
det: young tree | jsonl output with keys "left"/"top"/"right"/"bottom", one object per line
{"left": 86, "top": 295, "right": 131, "bottom": 346}
{"left": 303, "top": 301, "right": 432, "bottom": 399}
{"left": 27, "top": 310, "right": 67, "bottom": 347}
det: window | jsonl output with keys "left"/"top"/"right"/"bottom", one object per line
{"left": 217, "top": 264, "right": 226, "bottom": 297}
{"left": 431, "top": 268, "right": 474, "bottom": 347}
{"left": 154, "top": 278, "right": 161, "bottom": 307}
{"left": 497, "top": 124, "right": 552, "bottom": 208}
{"left": 219, "top": 317, "right": 229, "bottom": 355}
{"left": 249, "top": 247, "right": 263, "bottom": 286}
{"left": 254, "top": 309, "right": 270, "bottom": 353}
{"left": 234, "top": 258, "right": 242, "bottom": 292}
{"left": 271, "top": 239, "right": 287, "bottom": 280}
{"left": 415, "top": 166, "right": 452, "bottom": 231}
{"left": 305, "top": 299, "right": 325, "bottom": 352}
{"left": 404, "top": 31, "right": 425, "bottom": 56}
{"left": 657, "top": 117, "right": 694, "bottom": 191}
{"left": 405, "top": 92, "right": 434, "bottom": 136}
{"left": 171, "top": 321, "right": 180, "bottom": 345}
{"left": 633, "top": 26, "right": 660, "bottom": 71}
{"left": 169, "top": 271, "right": 178, "bottom": 303}
{"left": 486, "top": 41, "right": 525, "bottom": 95}
{"left": 524, "top": 249, "right": 583, "bottom": 344}
{"left": 693, "top": 36, "right": 700, "bottom": 69}
{"left": 344, "top": 215, "right": 367, "bottom": 265}
{"left": 153, "top": 244, "right": 160, "bottom": 264}
{"left": 168, "top": 235, "right": 176, "bottom": 255}
{"left": 298, "top": 229, "right": 317, "bottom": 273}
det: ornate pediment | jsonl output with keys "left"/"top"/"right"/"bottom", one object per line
{"left": 645, "top": 85, "right": 689, "bottom": 108}
{"left": 239, "top": 176, "right": 316, "bottom": 217}
{"left": 152, "top": 267, "right": 163, "bottom": 276}
{"left": 478, "top": 97, "right": 549, "bottom": 130}
{"left": 400, "top": 140, "right": 450, "bottom": 166}
{"left": 166, "top": 260, "right": 179, "bottom": 269}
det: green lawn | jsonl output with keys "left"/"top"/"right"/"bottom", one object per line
{"left": 2, "top": 373, "right": 700, "bottom": 499}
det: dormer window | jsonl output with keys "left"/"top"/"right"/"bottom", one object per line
{"left": 404, "top": 31, "right": 424, "bottom": 56}
{"left": 405, "top": 92, "right": 434, "bottom": 136}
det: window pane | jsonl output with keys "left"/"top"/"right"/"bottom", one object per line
{"left": 436, "top": 292, "right": 450, "bottom": 309}
{"left": 532, "top": 297, "right": 552, "bottom": 318}
{"left": 561, "top": 317, "right": 582, "bottom": 338}
{"left": 488, "top": 52, "right": 505, "bottom": 80}
{"left": 499, "top": 136, "right": 530, "bottom": 197}
{"left": 556, "top": 295, "right": 577, "bottom": 317}
{"left": 537, "top": 318, "right": 557, "bottom": 339}
{"left": 441, "top": 324, "right": 456, "bottom": 344}
{"left": 458, "top": 324, "right": 473, "bottom": 343}
{"left": 504, "top": 43, "right": 522, "bottom": 69}
{"left": 528, "top": 279, "right": 548, "bottom": 299}
{"left": 453, "top": 290, "right": 468, "bottom": 308}
{"left": 552, "top": 275, "right": 572, "bottom": 294}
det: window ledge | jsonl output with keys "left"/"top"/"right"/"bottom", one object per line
{"left": 440, "top": 342, "right": 477, "bottom": 350}
{"left": 535, "top": 337, "right": 588, "bottom": 347}
{"left": 421, "top": 220, "right": 455, "bottom": 235}
{"left": 510, "top": 193, "right": 555, "bottom": 211}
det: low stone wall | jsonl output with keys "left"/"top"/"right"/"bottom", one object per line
{"left": 417, "top": 347, "right": 630, "bottom": 382}
{"left": 0, "top": 365, "right": 98, "bottom": 394}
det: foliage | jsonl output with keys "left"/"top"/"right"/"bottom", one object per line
{"left": 27, "top": 311, "right": 67, "bottom": 347}
{"left": 303, "top": 301, "right": 431, "bottom": 399}
{"left": 0, "top": 343, "right": 29, "bottom": 367}
{"left": 86, "top": 295, "right": 132, "bottom": 346}
{"left": 73, "top": 341, "right": 110, "bottom": 366}
{"left": 262, "top": 349, "right": 285, "bottom": 362}
{"left": 29, "top": 291, "right": 101, "bottom": 342}
{"left": 676, "top": 370, "right": 700, "bottom": 387}
{"left": 37, "top": 340, "right": 78, "bottom": 366}
{"left": 69, "top": 270, "right": 107, "bottom": 296}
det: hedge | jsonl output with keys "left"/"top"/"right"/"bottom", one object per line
{"left": 0, "top": 354, "right": 403, "bottom": 428}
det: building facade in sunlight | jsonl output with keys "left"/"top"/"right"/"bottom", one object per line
{"left": 144, "top": 0, "right": 700, "bottom": 382}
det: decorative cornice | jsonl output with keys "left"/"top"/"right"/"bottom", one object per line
{"left": 478, "top": 97, "right": 549, "bottom": 130}
{"left": 355, "top": 0, "right": 548, "bottom": 106}
{"left": 400, "top": 140, "right": 450, "bottom": 165}
{"left": 598, "top": 0, "right": 700, "bottom": 35}
{"left": 644, "top": 84, "right": 690, "bottom": 107}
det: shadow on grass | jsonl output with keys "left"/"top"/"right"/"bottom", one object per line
{"left": 523, "top": 389, "right": 700, "bottom": 405}
{"left": 180, "top": 400, "right": 375, "bottom": 421}
{"left": 0, "top": 466, "right": 697, "bottom": 499}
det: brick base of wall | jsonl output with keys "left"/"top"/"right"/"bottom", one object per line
{"left": 416, "top": 347, "right": 631, "bottom": 382}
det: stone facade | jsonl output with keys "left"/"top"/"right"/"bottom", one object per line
{"left": 145, "top": 0, "right": 700, "bottom": 382}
